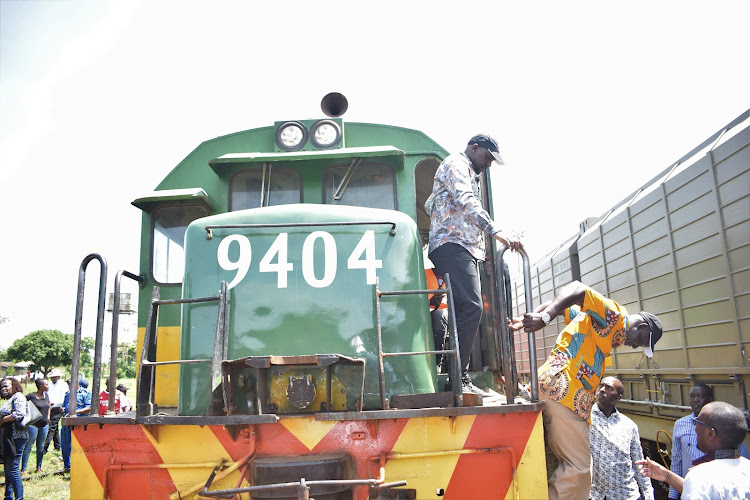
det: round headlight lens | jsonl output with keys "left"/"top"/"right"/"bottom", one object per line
{"left": 311, "top": 120, "right": 342, "bottom": 149}
{"left": 275, "top": 122, "right": 307, "bottom": 151}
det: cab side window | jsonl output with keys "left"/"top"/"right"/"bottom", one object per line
{"left": 152, "top": 205, "right": 209, "bottom": 284}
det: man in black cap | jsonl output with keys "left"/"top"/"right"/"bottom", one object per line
{"left": 425, "top": 134, "right": 522, "bottom": 397}
{"left": 512, "top": 281, "right": 663, "bottom": 500}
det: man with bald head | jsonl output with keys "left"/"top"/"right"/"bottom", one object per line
{"left": 589, "top": 376, "right": 654, "bottom": 500}
{"left": 513, "top": 280, "right": 663, "bottom": 500}
{"left": 637, "top": 401, "right": 750, "bottom": 499}
{"left": 668, "top": 382, "right": 748, "bottom": 499}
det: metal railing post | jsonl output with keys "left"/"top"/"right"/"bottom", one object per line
{"left": 106, "top": 270, "right": 143, "bottom": 414}
{"left": 495, "top": 247, "right": 538, "bottom": 402}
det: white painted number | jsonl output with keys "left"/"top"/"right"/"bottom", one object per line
{"left": 217, "top": 234, "right": 251, "bottom": 289}
{"left": 216, "top": 231, "right": 381, "bottom": 289}
{"left": 259, "top": 233, "right": 294, "bottom": 288}
{"left": 347, "top": 230, "right": 382, "bottom": 285}
{"left": 302, "top": 231, "right": 337, "bottom": 288}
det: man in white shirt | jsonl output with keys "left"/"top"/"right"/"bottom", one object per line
{"left": 116, "top": 384, "right": 133, "bottom": 412}
{"left": 669, "top": 383, "right": 749, "bottom": 498}
{"left": 590, "top": 376, "right": 654, "bottom": 500}
{"left": 637, "top": 401, "right": 750, "bottom": 499}
{"left": 43, "top": 368, "right": 68, "bottom": 453}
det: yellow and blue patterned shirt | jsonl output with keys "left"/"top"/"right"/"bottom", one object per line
{"left": 538, "top": 287, "right": 628, "bottom": 420}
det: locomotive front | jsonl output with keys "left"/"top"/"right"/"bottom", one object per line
{"left": 67, "top": 95, "right": 548, "bottom": 500}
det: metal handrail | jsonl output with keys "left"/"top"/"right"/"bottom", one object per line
{"left": 495, "top": 247, "right": 538, "bottom": 402}
{"left": 70, "top": 254, "right": 108, "bottom": 418}
{"left": 375, "top": 273, "right": 463, "bottom": 409}
{"left": 204, "top": 220, "right": 398, "bottom": 239}
{"left": 199, "top": 463, "right": 402, "bottom": 500}
{"left": 136, "top": 283, "right": 228, "bottom": 417}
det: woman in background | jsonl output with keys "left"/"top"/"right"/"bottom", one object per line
{"left": 1, "top": 377, "right": 29, "bottom": 500}
{"left": 21, "top": 378, "right": 51, "bottom": 475}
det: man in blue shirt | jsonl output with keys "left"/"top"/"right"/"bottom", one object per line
{"left": 60, "top": 379, "right": 91, "bottom": 471}
{"left": 668, "top": 382, "right": 749, "bottom": 498}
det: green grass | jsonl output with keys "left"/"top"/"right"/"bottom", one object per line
{"left": 1, "top": 378, "right": 137, "bottom": 499}
{"left": 1, "top": 448, "right": 69, "bottom": 500}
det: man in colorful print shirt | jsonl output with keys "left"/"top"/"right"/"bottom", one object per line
{"left": 513, "top": 280, "right": 662, "bottom": 500}
{"left": 589, "top": 376, "right": 654, "bottom": 500}
{"left": 425, "top": 134, "right": 522, "bottom": 396}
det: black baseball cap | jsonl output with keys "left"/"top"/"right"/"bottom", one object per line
{"left": 639, "top": 311, "right": 663, "bottom": 358}
{"left": 468, "top": 134, "right": 504, "bottom": 165}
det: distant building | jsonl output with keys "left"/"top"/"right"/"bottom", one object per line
{"left": 13, "top": 361, "right": 32, "bottom": 380}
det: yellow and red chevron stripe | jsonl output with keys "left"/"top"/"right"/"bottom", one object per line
{"left": 70, "top": 410, "right": 545, "bottom": 499}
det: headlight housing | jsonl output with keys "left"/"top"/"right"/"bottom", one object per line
{"left": 274, "top": 121, "right": 307, "bottom": 152}
{"left": 310, "top": 120, "right": 342, "bottom": 149}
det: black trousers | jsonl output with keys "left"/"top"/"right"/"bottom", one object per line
{"left": 44, "top": 407, "right": 63, "bottom": 451}
{"left": 428, "top": 243, "right": 483, "bottom": 374}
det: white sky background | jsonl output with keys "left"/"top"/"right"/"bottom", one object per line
{"left": 0, "top": 0, "right": 748, "bottom": 348}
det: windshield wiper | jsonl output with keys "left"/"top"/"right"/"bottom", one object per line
{"left": 333, "top": 158, "right": 361, "bottom": 201}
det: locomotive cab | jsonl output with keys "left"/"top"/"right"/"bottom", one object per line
{"left": 130, "top": 102, "right": 471, "bottom": 416}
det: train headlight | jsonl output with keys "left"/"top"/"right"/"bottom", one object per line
{"left": 310, "top": 120, "right": 342, "bottom": 149}
{"left": 275, "top": 121, "right": 307, "bottom": 152}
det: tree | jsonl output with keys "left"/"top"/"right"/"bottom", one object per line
{"left": 115, "top": 341, "right": 137, "bottom": 378}
{"left": 7, "top": 329, "right": 95, "bottom": 377}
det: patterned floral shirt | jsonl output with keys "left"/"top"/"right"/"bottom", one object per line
{"left": 0, "top": 392, "right": 29, "bottom": 440}
{"left": 538, "top": 287, "right": 628, "bottom": 420}
{"left": 425, "top": 152, "right": 501, "bottom": 261}
{"left": 590, "top": 403, "right": 654, "bottom": 500}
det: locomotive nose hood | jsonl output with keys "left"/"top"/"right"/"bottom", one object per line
{"left": 178, "top": 204, "right": 437, "bottom": 415}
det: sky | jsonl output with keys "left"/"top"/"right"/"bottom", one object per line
{"left": 0, "top": 0, "right": 749, "bottom": 349}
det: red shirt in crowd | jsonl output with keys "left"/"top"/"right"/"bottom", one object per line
{"left": 98, "top": 389, "right": 124, "bottom": 415}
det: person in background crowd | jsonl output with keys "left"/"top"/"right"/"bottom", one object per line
{"left": 0, "top": 377, "right": 28, "bottom": 500}
{"left": 637, "top": 401, "right": 750, "bottom": 499}
{"left": 116, "top": 384, "right": 133, "bottom": 412}
{"left": 425, "top": 133, "right": 523, "bottom": 397}
{"left": 98, "top": 378, "right": 125, "bottom": 415}
{"left": 668, "top": 382, "right": 749, "bottom": 499}
{"left": 61, "top": 379, "right": 91, "bottom": 471}
{"left": 511, "top": 280, "right": 663, "bottom": 500}
{"left": 44, "top": 368, "right": 68, "bottom": 453}
{"left": 21, "top": 378, "right": 51, "bottom": 475}
{"left": 589, "top": 376, "right": 654, "bottom": 500}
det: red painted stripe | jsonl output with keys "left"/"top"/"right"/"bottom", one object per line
{"left": 73, "top": 425, "right": 175, "bottom": 500}
{"left": 444, "top": 412, "right": 538, "bottom": 499}
{"left": 211, "top": 419, "right": 410, "bottom": 499}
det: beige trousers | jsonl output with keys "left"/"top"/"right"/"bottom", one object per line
{"left": 541, "top": 388, "right": 591, "bottom": 500}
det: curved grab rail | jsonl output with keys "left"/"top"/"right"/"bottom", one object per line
{"left": 70, "top": 254, "right": 108, "bottom": 416}
{"left": 495, "top": 247, "right": 538, "bottom": 402}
